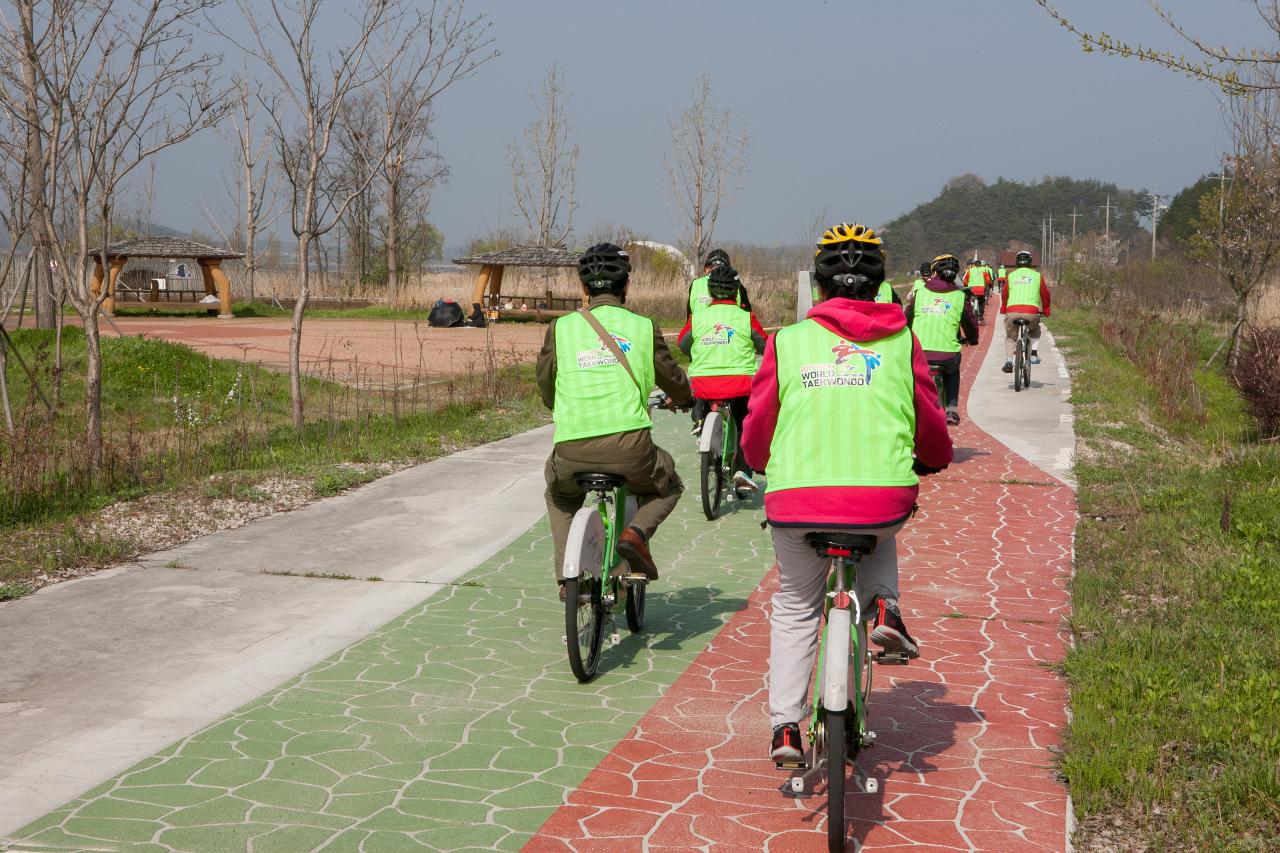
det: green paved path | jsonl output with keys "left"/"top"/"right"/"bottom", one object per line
{"left": 8, "top": 417, "right": 771, "bottom": 853}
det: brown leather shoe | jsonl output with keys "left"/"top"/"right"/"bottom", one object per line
{"left": 617, "top": 527, "right": 659, "bottom": 581}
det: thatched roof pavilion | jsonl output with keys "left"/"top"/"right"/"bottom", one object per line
{"left": 453, "top": 246, "right": 581, "bottom": 320}
{"left": 92, "top": 236, "right": 245, "bottom": 318}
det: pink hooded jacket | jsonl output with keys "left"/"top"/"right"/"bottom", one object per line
{"left": 741, "top": 297, "right": 954, "bottom": 528}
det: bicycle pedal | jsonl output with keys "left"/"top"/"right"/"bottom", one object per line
{"left": 874, "top": 652, "right": 911, "bottom": 665}
{"left": 610, "top": 632, "right": 621, "bottom": 647}
{"left": 775, "top": 759, "right": 809, "bottom": 771}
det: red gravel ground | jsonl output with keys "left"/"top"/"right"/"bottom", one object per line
{"left": 525, "top": 311, "right": 1077, "bottom": 852}
{"left": 99, "top": 316, "right": 550, "bottom": 387}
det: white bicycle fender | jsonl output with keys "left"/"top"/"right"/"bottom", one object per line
{"left": 698, "top": 410, "right": 722, "bottom": 454}
{"left": 561, "top": 508, "right": 604, "bottom": 581}
{"left": 823, "top": 608, "right": 852, "bottom": 711}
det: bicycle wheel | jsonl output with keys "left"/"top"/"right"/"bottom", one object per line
{"left": 700, "top": 450, "right": 723, "bottom": 520}
{"left": 1021, "top": 336, "right": 1032, "bottom": 388}
{"left": 857, "top": 621, "right": 873, "bottom": 715}
{"left": 564, "top": 575, "right": 604, "bottom": 682}
{"left": 1013, "top": 332, "right": 1026, "bottom": 392}
{"left": 624, "top": 577, "right": 645, "bottom": 632}
{"left": 826, "top": 707, "right": 847, "bottom": 852}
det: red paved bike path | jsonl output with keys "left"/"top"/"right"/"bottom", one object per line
{"left": 525, "top": 315, "right": 1077, "bottom": 852}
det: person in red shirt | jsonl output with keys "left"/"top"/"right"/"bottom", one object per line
{"left": 1000, "top": 250, "right": 1052, "bottom": 370}
{"left": 678, "top": 265, "right": 768, "bottom": 492}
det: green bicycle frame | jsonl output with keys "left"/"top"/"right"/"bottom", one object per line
{"left": 808, "top": 559, "right": 867, "bottom": 745}
{"left": 596, "top": 484, "right": 626, "bottom": 587}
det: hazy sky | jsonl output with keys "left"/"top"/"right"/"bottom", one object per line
{"left": 156, "top": 0, "right": 1267, "bottom": 251}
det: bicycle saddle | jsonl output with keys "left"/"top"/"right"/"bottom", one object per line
{"left": 1011, "top": 318, "right": 1032, "bottom": 325}
{"left": 804, "top": 532, "right": 878, "bottom": 556}
{"left": 574, "top": 473, "right": 624, "bottom": 492}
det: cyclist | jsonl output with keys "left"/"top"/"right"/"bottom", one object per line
{"left": 678, "top": 264, "right": 768, "bottom": 493}
{"left": 911, "top": 261, "right": 930, "bottom": 291}
{"left": 905, "top": 254, "right": 979, "bottom": 425}
{"left": 963, "top": 258, "right": 990, "bottom": 322}
{"left": 686, "top": 248, "right": 751, "bottom": 320}
{"left": 1000, "top": 250, "right": 1052, "bottom": 372}
{"left": 996, "top": 261, "right": 1008, "bottom": 295}
{"left": 537, "top": 243, "right": 694, "bottom": 600}
{"left": 741, "top": 223, "right": 953, "bottom": 762}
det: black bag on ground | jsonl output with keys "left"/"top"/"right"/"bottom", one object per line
{"left": 466, "top": 302, "right": 487, "bottom": 328}
{"left": 428, "top": 301, "right": 464, "bottom": 327}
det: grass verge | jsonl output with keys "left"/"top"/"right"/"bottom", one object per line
{"left": 1053, "top": 308, "right": 1280, "bottom": 852}
{"left": 1, "top": 328, "right": 548, "bottom": 596}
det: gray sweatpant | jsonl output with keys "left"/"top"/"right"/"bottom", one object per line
{"left": 768, "top": 523, "right": 904, "bottom": 727}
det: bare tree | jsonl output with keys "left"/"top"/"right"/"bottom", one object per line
{"left": 1195, "top": 79, "right": 1280, "bottom": 367}
{"left": 508, "top": 64, "right": 579, "bottom": 247}
{"left": 1032, "top": 0, "right": 1280, "bottom": 95}
{"left": 666, "top": 74, "right": 750, "bottom": 265}
{"left": 237, "top": 0, "right": 492, "bottom": 429}
{"left": 220, "top": 78, "right": 281, "bottom": 304}
{"left": 0, "top": 0, "right": 229, "bottom": 466}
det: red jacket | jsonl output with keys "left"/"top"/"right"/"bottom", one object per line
{"left": 741, "top": 298, "right": 953, "bottom": 528}
{"left": 677, "top": 300, "right": 769, "bottom": 399}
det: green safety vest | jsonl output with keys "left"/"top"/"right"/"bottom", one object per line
{"left": 964, "top": 267, "right": 987, "bottom": 292}
{"left": 689, "top": 302, "right": 758, "bottom": 379}
{"left": 875, "top": 281, "right": 895, "bottom": 303}
{"left": 910, "top": 282, "right": 966, "bottom": 353}
{"left": 689, "top": 275, "right": 744, "bottom": 316}
{"left": 552, "top": 307, "right": 655, "bottom": 443}
{"left": 1006, "top": 268, "right": 1044, "bottom": 311}
{"left": 766, "top": 320, "right": 917, "bottom": 491}
{"left": 997, "top": 266, "right": 1007, "bottom": 282}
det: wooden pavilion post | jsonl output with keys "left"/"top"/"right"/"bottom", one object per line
{"left": 469, "top": 264, "right": 492, "bottom": 308}
{"left": 199, "top": 258, "right": 233, "bottom": 318}
{"left": 94, "top": 257, "right": 126, "bottom": 316}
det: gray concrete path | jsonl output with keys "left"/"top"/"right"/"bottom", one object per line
{"left": 968, "top": 318, "right": 1076, "bottom": 487}
{"left": 0, "top": 425, "right": 553, "bottom": 838}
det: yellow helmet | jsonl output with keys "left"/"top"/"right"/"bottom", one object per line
{"left": 817, "top": 222, "right": 882, "bottom": 248}
{"left": 930, "top": 253, "right": 960, "bottom": 273}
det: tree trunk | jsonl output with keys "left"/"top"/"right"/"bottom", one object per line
{"left": 386, "top": 176, "right": 399, "bottom": 307}
{"left": 0, "top": 331, "right": 13, "bottom": 431}
{"left": 1227, "top": 291, "right": 1248, "bottom": 370}
{"left": 20, "top": 1, "right": 53, "bottom": 330}
{"left": 245, "top": 165, "right": 257, "bottom": 304}
{"left": 290, "top": 233, "right": 310, "bottom": 431}
{"left": 83, "top": 306, "right": 104, "bottom": 468}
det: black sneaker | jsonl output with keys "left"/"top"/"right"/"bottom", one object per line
{"left": 1001, "top": 360, "right": 1013, "bottom": 374}
{"left": 770, "top": 722, "right": 803, "bottom": 762}
{"left": 690, "top": 420, "right": 703, "bottom": 437}
{"left": 945, "top": 410, "right": 960, "bottom": 426}
{"left": 870, "top": 597, "right": 920, "bottom": 659}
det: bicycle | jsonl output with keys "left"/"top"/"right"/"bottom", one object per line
{"left": 696, "top": 399, "right": 744, "bottom": 520}
{"left": 928, "top": 363, "right": 946, "bottom": 414}
{"left": 1012, "top": 318, "right": 1032, "bottom": 392}
{"left": 561, "top": 473, "right": 646, "bottom": 682}
{"left": 776, "top": 533, "right": 910, "bottom": 852}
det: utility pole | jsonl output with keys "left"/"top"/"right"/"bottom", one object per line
{"left": 1069, "top": 206, "right": 1080, "bottom": 243}
{"left": 1047, "top": 212, "right": 1055, "bottom": 272}
{"left": 1150, "top": 191, "right": 1166, "bottom": 260}
{"left": 1103, "top": 194, "right": 1113, "bottom": 239}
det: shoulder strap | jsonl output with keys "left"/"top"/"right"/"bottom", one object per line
{"left": 578, "top": 307, "right": 642, "bottom": 393}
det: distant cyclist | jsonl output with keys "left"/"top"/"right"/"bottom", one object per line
{"left": 905, "top": 254, "right": 979, "bottom": 425}
{"left": 1001, "top": 250, "right": 1052, "bottom": 372}
{"left": 996, "top": 261, "right": 1008, "bottom": 295}
{"left": 911, "top": 261, "right": 930, "bottom": 291}
{"left": 538, "top": 243, "right": 694, "bottom": 599}
{"left": 742, "top": 222, "right": 953, "bottom": 762}
{"left": 678, "top": 264, "right": 768, "bottom": 493}
{"left": 963, "top": 258, "right": 990, "bottom": 321}
{"left": 686, "top": 248, "right": 751, "bottom": 320}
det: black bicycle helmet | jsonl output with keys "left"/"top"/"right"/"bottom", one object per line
{"left": 931, "top": 253, "right": 961, "bottom": 282}
{"left": 707, "top": 264, "right": 742, "bottom": 300}
{"left": 1015, "top": 250, "right": 1034, "bottom": 267}
{"left": 919, "top": 261, "right": 932, "bottom": 277}
{"left": 704, "top": 248, "right": 731, "bottom": 269}
{"left": 578, "top": 243, "right": 631, "bottom": 291}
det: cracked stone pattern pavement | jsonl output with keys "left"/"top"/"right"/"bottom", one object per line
{"left": 5, "top": 422, "right": 773, "bottom": 853}
{"left": 526, "top": 310, "right": 1077, "bottom": 852}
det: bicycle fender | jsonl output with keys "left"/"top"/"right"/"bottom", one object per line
{"left": 823, "top": 607, "right": 852, "bottom": 712}
{"left": 562, "top": 508, "right": 604, "bottom": 581}
{"left": 698, "top": 410, "right": 723, "bottom": 454}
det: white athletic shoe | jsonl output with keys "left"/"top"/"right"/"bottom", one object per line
{"left": 732, "top": 471, "right": 759, "bottom": 493}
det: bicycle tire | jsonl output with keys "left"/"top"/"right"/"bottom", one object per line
{"left": 1014, "top": 331, "right": 1026, "bottom": 392}
{"left": 857, "top": 621, "right": 873, "bottom": 719}
{"left": 564, "top": 576, "right": 604, "bottom": 682}
{"left": 700, "top": 450, "right": 723, "bottom": 520}
{"left": 624, "top": 578, "right": 645, "bottom": 632}
{"left": 826, "top": 707, "right": 847, "bottom": 852}
{"left": 1021, "top": 335, "right": 1032, "bottom": 388}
